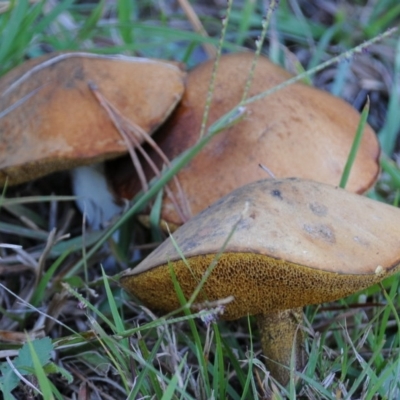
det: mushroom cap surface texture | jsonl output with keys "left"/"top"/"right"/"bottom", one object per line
{"left": 0, "top": 52, "right": 186, "bottom": 186}
{"left": 120, "top": 178, "right": 400, "bottom": 320}
{"left": 110, "top": 52, "right": 380, "bottom": 227}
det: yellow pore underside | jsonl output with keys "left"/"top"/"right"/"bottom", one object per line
{"left": 120, "top": 252, "right": 393, "bottom": 320}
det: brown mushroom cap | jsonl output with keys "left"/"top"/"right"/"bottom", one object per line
{"left": 0, "top": 52, "right": 186, "bottom": 186}
{"left": 120, "top": 178, "right": 400, "bottom": 320}
{"left": 110, "top": 52, "right": 380, "bottom": 226}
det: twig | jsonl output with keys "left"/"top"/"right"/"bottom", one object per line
{"left": 177, "top": 0, "right": 217, "bottom": 58}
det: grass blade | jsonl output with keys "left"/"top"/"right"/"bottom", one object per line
{"left": 339, "top": 98, "right": 370, "bottom": 189}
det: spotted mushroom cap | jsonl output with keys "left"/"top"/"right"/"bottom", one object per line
{"left": 110, "top": 52, "right": 380, "bottom": 226}
{"left": 120, "top": 178, "right": 400, "bottom": 320}
{"left": 0, "top": 52, "right": 186, "bottom": 186}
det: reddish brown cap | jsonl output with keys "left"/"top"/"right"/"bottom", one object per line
{"left": 0, "top": 52, "right": 186, "bottom": 186}
{"left": 120, "top": 178, "right": 400, "bottom": 320}
{"left": 110, "top": 52, "right": 380, "bottom": 227}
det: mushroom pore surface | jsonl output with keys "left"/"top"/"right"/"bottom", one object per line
{"left": 121, "top": 252, "right": 393, "bottom": 320}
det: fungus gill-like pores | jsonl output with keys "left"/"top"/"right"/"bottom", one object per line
{"left": 121, "top": 178, "right": 400, "bottom": 385}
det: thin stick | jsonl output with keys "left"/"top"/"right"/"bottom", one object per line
{"left": 177, "top": 0, "right": 217, "bottom": 58}
{"left": 198, "top": 0, "right": 234, "bottom": 139}
{"left": 258, "top": 164, "right": 276, "bottom": 179}
{"left": 241, "top": 0, "right": 278, "bottom": 103}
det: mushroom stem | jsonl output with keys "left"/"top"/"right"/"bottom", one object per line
{"left": 256, "top": 307, "right": 305, "bottom": 385}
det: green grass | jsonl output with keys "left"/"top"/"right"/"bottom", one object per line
{"left": 0, "top": 0, "right": 400, "bottom": 398}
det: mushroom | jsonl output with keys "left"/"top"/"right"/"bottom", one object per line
{"left": 0, "top": 52, "right": 186, "bottom": 227}
{"left": 0, "top": 52, "right": 186, "bottom": 186}
{"left": 120, "top": 177, "right": 400, "bottom": 384}
{"left": 108, "top": 52, "right": 380, "bottom": 228}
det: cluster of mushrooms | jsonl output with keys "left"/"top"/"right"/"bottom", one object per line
{"left": 1, "top": 52, "right": 400, "bottom": 385}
